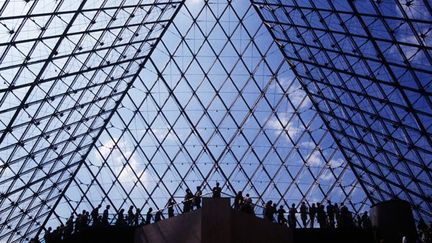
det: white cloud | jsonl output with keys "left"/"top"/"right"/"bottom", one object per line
{"left": 287, "top": 84, "right": 311, "bottom": 109}
{"left": 96, "top": 139, "right": 150, "bottom": 188}
{"left": 307, "top": 151, "right": 323, "bottom": 167}
{"left": 300, "top": 141, "right": 316, "bottom": 149}
{"left": 329, "top": 158, "right": 344, "bottom": 168}
{"left": 320, "top": 170, "right": 334, "bottom": 182}
{"left": 267, "top": 114, "right": 301, "bottom": 140}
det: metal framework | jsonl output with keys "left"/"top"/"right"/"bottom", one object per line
{"left": 0, "top": 0, "right": 182, "bottom": 242}
{"left": 47, "top": 0, "right": 367, "bottom": 234}
{"left": 0, "top": 0, "right": 430, "bottom": 242}
{"left": 252, "top": 0, "right": 432, "bottom": 222}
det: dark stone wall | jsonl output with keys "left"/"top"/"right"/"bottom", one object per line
{"left": 134, "top": 209, "right": 201, "bottom": 243}
{"left": 231, "top": 210, "right": 293, "bottom": 243}
{"left": 370, "top": 199, "right": 417, "bottom": 243}
{"left": 134, "top": 198, "right": 293, "bottom": 243}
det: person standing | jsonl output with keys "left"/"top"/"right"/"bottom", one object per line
{"left": 327, "top": 201, "right": 335, "bottom": 228}
{"left": 271, "top": 203, "right": 277, "bottom": 222}
{"left": 277, "top": 205, "right": 287, "bottom": 225}
{"left": 194, "top": 186, "right": 202, "bottom": 209}
{"left": 234, "top": 191, "right": 243, "bottom": 211}
{"left": 264, "top": 201, "right": 273, "bottom": 221}
{"left": 145, "top": 208, "right": 153, "bottom": 224}
{"left": 317, "top": 203, "right": 327, "bottom": 228}
{"left": 167, "top": 197, "right": 175, "bottom": 218}
{"left": 91, "top": 205, "right": 101, "bottom": 225}
{"left": 116, "top": 209, "right": 125, "bottom": 226}
{"left": 334, "top": 203, "right": 340, "bottom": 227}
{"left": 300, "top": 202, "right": 308, "bottom": 228}
{"left": 212, "top": 182, "right": 222, "bottom": 198}
{"left": 183, "top": 188, "right": 194, "bottom": 213}
{"left": 102, "top": 205, "right": 110, "bottom": 225}
{"left": 361, "top": 211, "right": 371, "bottom": 229}
{"left": 127, "top": 206, "right": 135, "bottom": 226}
{"left": 134, "top": 207, "right": 141, "bottom": 226}
{"left": 155, "top": 211, "right": 162, "bottom": 222}
{"left": 288, "top": 203, "right": 297, "bottom": 228}
{"left": 243, "top": 193, "right": 253, "bottom": 214}
{"left": 309, "top": 203, "right": 317, "bottom": 228}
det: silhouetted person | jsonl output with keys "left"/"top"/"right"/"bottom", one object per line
{"left": 52, "top": 226, "right": 62, "bottom": 242}
{"left": 334, "top": 203, "right": 340, "bottom": 227}
{"left": 288, "top": 203, "right": 297, "bottom": 228}
{"left": 134, "top": 207, "right": 141, "bottom": 226}
{"left": 64, "top": 215, "right": 74, "bottom": 238}
{"left": 355, "top": 215, "right": 362, "bottom": 229}
{"left": 242, "top": 193, "right": 253, "bottom": 214}
{"left": 272, "top": 203, "right": 277, "bottom": 222}
{"left": 234, "top": 191, "right": 243, "bottom": 210}
{"left": 300, "top": 202, "right": 308, "bottom": 228}
{"left": 317, "top": 203, "right": 327, "bottom": 228}
{"left": 361, "top": 211, "right": 371, "bottom": 229}
{"left": 183, "top": 188, "right": 194, "bottom": 213}
{"left": 145, "top": 208, "right": 153, "bottom": 224}
{"left": 91, "top": 204, "right": 101, "bottom": 225}
{"left": 127, "top": 206, "right": 135, "bottom": 225}
{"left": 102, "top": 205, "right": 110, "bottom": 225}
{"left": 327, "top": 201, "right": 335, "bottom": 228}
{"left": 155, "top": 211, "right": 162, "bottom": 222}
{"left": 309, "top": 203, "right": 317, "bottom": 228}
{"left": 212, "top": 182, "right": 222, "bottom": 198}
{"left": 44, "top": 227, "right": 52, "bottom": 243}
{"left": 84, "top": 211, "right": 90, "bottom": 227}
{"left": 264, "top": 201, "right": 274, "bottom": 221}
{"left": 277, "top": 205, "right": 287, "bottom": 225}
{"left": 194, "top": 186, "right": 202, "bottom": 209}
{"left": 74, "top": 213, "right": 82, "bottom": 233}
{"left": 339, "top": 204, "right": 352, "bottom": 228}
{"left": 116, "top": 209, "right": 125, "bottom": 226}
{"left": 167, "top": 197, "right": 175, "bottom": 218}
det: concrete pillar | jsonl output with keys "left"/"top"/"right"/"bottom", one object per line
{"left": 201, "top": 198, "right": 231, "bottom": 243}
{"left": 370, "top": 199, "right": 417, "bottom": 243}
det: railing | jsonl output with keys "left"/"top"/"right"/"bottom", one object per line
{"left": 43, "top": 191, "right": 366, "bottom": 242}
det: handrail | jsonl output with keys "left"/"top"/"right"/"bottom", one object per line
{"left": 51, "top": 191, "right": 365, "bottom": 232}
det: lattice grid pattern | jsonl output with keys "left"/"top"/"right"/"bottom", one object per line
{"left": 252, "top": 0, "right": 432, "bottom": 222}
{"left": 0, "top": 0, "right": 182, "bottom": 241}
{"left": 48, "top": 0, "right": 368, "bottom": 235}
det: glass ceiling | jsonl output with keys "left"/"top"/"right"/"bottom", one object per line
{"left": 0, "top": 0, "right": 182, "bottom": 241}
{"left": 0, "top": 0, "right": 430, "bottom": 242}
{"left": 252, "top": 0, "right": 432, "bottom": 221}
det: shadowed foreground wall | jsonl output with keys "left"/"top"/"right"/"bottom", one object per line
{"left": 134, "top": 198, "right": 293, "bottom": 243}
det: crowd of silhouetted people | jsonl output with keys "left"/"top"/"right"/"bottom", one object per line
{"left": 418, "top": 220, "right": 432, "bottom": 243}
{"left": 233, "top": 190, "right": 372, "bottom": 230}
{"left": 33, "top": 183, "right": 431, "bottom": 243}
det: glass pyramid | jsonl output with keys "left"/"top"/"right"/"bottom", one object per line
{"left": 252, "top": 0, "right": 432, "bottom": 221}
{"left": 0, "top": 0, "right": 430, "bottom": 242}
